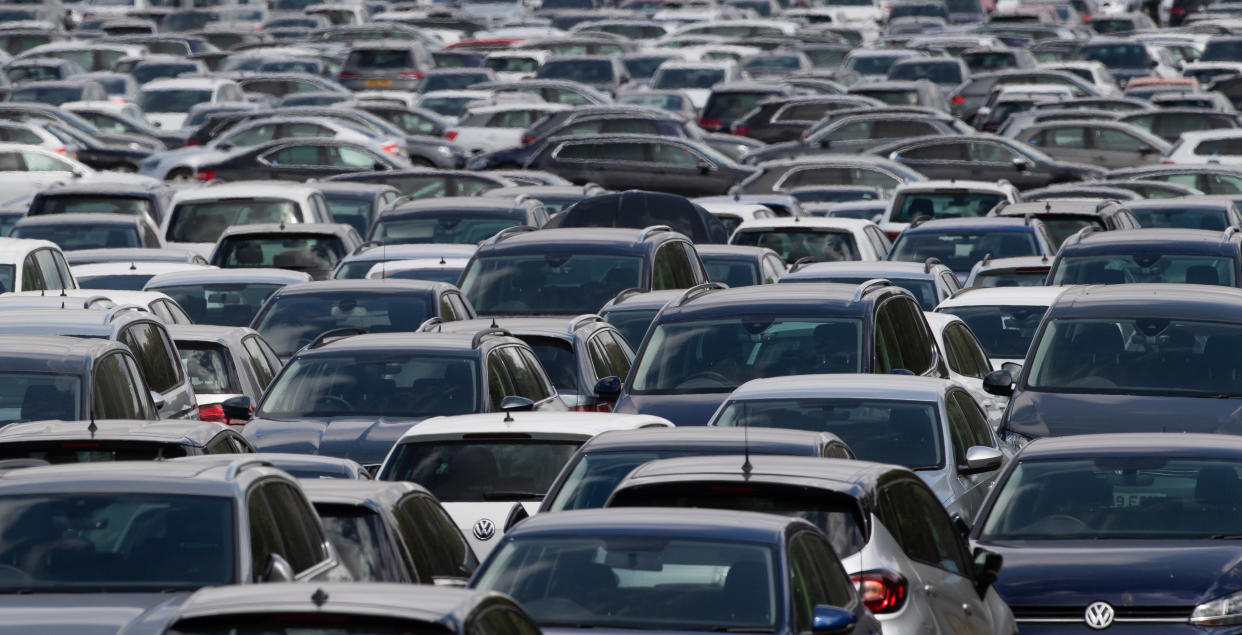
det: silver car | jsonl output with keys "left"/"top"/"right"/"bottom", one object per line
{"left": 707, "top": 374, "right": 1011, "bottom": 521}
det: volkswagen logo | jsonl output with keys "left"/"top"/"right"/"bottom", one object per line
{"left": 1084, "top": 601, "right": 1115, "bottom": 630}
{"left": 472, "top": 518, "right": 496, "bottom": 541}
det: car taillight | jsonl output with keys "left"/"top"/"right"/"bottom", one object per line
{"left": 195, "top": 170, "right": 217, "bottom": 182}
{"left": 381, "top": 143, "right": 400, "bottom": 155}
{"left": 111, "top": 97, "right": 128, "bottom": 104}
{"left": 951, "top": 95, "right": 965, "bottom": 107}
{"left": 1170, "top": 5, "right": 1185, "bottom": 12}
{"left": 885, "top": 230, "right": 902, "bottom": 241}
{"left": 199, "top": 403, "right": 247, "bottom": 426}
{"left": 699, "top": 117, "right": 723, "bottom": 131}
{"left": 186, "top": 139, "right": 200, "bottom": 146}
{"left": 570, "top": 402, "right": 612, "bottom": 412}
{"left": 850, "top": 570, "right": 908, "bottom": 614}
{"left": 338, "top": 71, "right": 359, "bottom": 79}
{"left": 398, "top": 71, "right": 424, "bottom": 79}
{"left": 1161, "top": 160, "right": 1175, "bottom": 164}
{"left": 54, "top": 147, "right": 66, "bottom": 154}
{"left": 445, "top": 130, "right": 458, "bottom": 141}
{"left": 521, "top": 134, "right": 535, "bottom": 145}
{"left": 734, "top": 125, "right": 751, "bottom": 137}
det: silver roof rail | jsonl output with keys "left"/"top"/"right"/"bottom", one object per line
{"left": 636, "top": 225, "right": 672, "bottom": 242}
{"left": 224, "top": 457, "right": 276, "bottom": 480}
{"left": 852, "top": 278, "right": 892, "bottom": 302}
{"left": 670, "top": 282, "right": 727, "bottom": 309}
{"left": 486, "top": 225, "right": 538, "bottom": 245}
{"left": 567, "top": 314, "right": 604, "bottom": 333}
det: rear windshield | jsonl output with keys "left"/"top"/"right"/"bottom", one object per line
{"left": 214, "top": 234, "right": 345, "bottom": 273}
{"left": 1049, "top": 253, "right": 1238, "bottom": 287}
{"left": 177, "top": 342, "right": 239, "bottom": 395}
{"left": 32, "top": 196, "right": 153, "bottom": 219}
{"left": 703, "top": 91, "right": 773, "bottom": 119}
{"left": 347, "top": 49, "right": 413, "bottom": 69}
{"left": 972, "top": 267, "right": 1049, "bottom": 288}
{"left": 168, "top": 199, "right": 300, "bottom": 243}
{"left": 732, "top": 229, "right": 860, "bottom": 265}
{"left": 380, "top": 440, "right": 582, "bottom": 501}
{"left": 890, "top": 191, "right": 1006, "bottom": 223}
{"left": 601, "top": 308, "right": 658, "bottom": 349}
{"left": 653, "top": 68, "right": 726, "bottom": 90}
{"left": 524, "top": 336, "right": 578, "bottom": 393}
{"left": 137, "top": 89, "right": 213, "bottom": 113}
{"left": 78, "top": 274, "right": 151, "bottom": 291}
{"left": 890, "top": 229, "right": 1038, "bottom": 273}
{"left": 252, "top": 291, "right": 432, "bottom": 355}
{"left": 12, "top": 223, "right": 139, "bottom": 251}
{"left": 459, "top": 254, "right": 644, "bottom": 316}
{"left": 1130, "top": 206, "right": 1229, "bottom": 231}
{"left": 0, "top": 371, "right": 82, "bottom": 425}
{"left": 939, "top": 304, "right": 1048, "bottom": 359}
{"left": 0, "top": 441, "right": 189, "bottom": 463}
{"left": 785, "top": 276, "right": 937, "bottom": 310}
{"left": 371, "top": 215, "right": 520, "bottom": 245}
{"left": 889, "top": 62, "right": 962, "bottom": 84}
{"left": 538, "top": 60, "right": 616, "bottom": 84}
{"left": 153, "top": 283, "right": 284, "bottom": 327}
{"left": 703, "top": 256, "right": 759, "bottom": 287}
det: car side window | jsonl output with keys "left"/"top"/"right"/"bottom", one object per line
{"left": 472, "top": 605, "right": 541, "bottom": 635}
{"left": 952, "top": 391, "right": 995, "bottom": 449}
{"left": 586, "top": 334, "right": 612, "bottom": 380}
{"left": 946, "top": 322, "right": 991, "bottom": 379}
{"left": 762, "top": 255, "right": 784, "bottom": 284}
{"left": 439, "top": 294, "right": 460, "bottom": 321}
{"left": 33, "top": 249, "right": 64, "bottom": 290}
{"left": 266, "top": 144, "right": 323, "bottom": 166}
{"left": 515, "top": 346, "right": 555, "bottom": 402}
{"left": 242, "top": 337, "right": 277, "bottom": 390}
{"left": 487, "top": 350, "right": 517, "bottom": 409}
{"left": 872, "top": 301, "right": 902, "bottom": 374}
{"left": 93, "top": 352, "right": 149, "bottom": 420}
{"left": 120, "top": 353, "right": 157, "bottom": 419}
{"left": 21, "top": 253, "right": 42, "bottom": 291}
{"left": 892, "top": 298, "right": 935, "bottom": 374}
{"left": 601, "top": 331, "right": 633, "bottom": 378}
{"left": 880, "top": 479, "right": 969, "bottom": 575}
{"left": 119, "top": 322, "right": 181, "bottom": 393}
{"left": 939, "top": 272, "right": 961, "bottom": 296}
{"left": 204, "top": 432, "right": 238, "bottom": 454}
{"left": 800, "top": 531, "right": 856, "bottom": 607}
{"left": 863, "top": 226, "right": 889, "bottom": 257}
{"left": 395, "top": 496, "right": 458, "bottom": 579}
{"left": 902, "top": 142, "right": 965, "bottom": 161}
{"left": 247, "top": 485, "right": 283, "bottom": 581}
{"left": 417, "top": 496, "right": 476, "bottom": 576}
{"left": 789, "top": 532, "right": 833, "bottom": 634}
{"left": 261, "top": 480, "right": 330, "bottom": 575}
{"left": 150, "top": 300, "right": 173, "bottom": 323}
{"left": 652, "top": 243, "right": 696, "bottom": 290}
{"left": 944, "top": 393, "right": 972, "bottom": 465}
{"left": 51, "top": 250, "right": 75, "bottom": 288}
{"left": 163, "top": 300, "right": 192, "bottom": 324}
{"left": 679, "top": 242, "right": 707, "bottom": 284}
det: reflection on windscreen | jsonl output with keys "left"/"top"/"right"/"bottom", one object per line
{"left": 169, "top": 199, "right": 300, "bottom": 243}
{"left": 179, "top": 344, "right": 238, "bottom": 395}
{"left": 216, "top": 235, "right": 344, "bottom": 273}
{"left": 630, "top": 318, "right": 863, "bottom": 394}
{"left": 460, "top": 254, "right": 643, "bottom": 316}
{"left": 253, "top": 292, "right": 432, "bottom": 355}
{"left": 1050, "top": 254, "right": 1236, "bottom": 286}
{"left": 891, "top": 230, "right": 1038, "bottom": 273}
{"left": 1028, "top": 318, "right": 1242, "bottom": 396}
{"left": 982, "top": 458, "right": 1242, "bottom": 539}
{"left": 155, "top": 283, "right": 283, "bottom": 327}
{"left": 475, "top": 536, "right": 778, "bottom": 632}
{"left": 78, "top": 274, "right": 151, "bottom": 291}
{"left": 137, "top": 89, "right": 212, "bottom": 113}
{"left": 715, "top": 398, "right": 943, "bottom": 470}
{"left": 260, "top": 354, "right": 479, "bottom": 417}
{"left": 732, "top": 229, "right": 860, "bottom": 265}
{"left": 940, "top": 305, "right": 1047, "bottom": 359}
{"left": 371, "top": 216, "right": 520, "bottom": 245}
{"left": 0, "top": 372, "right": 81, "bottom": 425}
{"left": 891, "top": 193, "right": 1005, "bottom": 223}
{"left": 0, "top": 441, "right": 189, "bottom": 463}
{"left": 12, "top": 224, "right": 139, "bottom": 250}
{"left": 971, "top": 269, "right": 1049, "bottom": 288}
{"left": 381, "top": 440, "right": 580, "bottom": 501}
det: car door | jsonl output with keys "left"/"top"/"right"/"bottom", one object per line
{"left": 950, "top": 389, "right": 1005, "bottom": 512}
{"left": 1088, "top": 125, "right": 1163, "bottom": 169}
{"left": 92, "top": 351, "right": 157, "bottom": 421}
{"left": 1029, "top": 126, "right": 1094, "bottom": 167}
{"left": 965, "top": 141, "right": 1054, "bottom": 189}
{"left": 543, "top": 140, "right": 601, "bottom": 186}
{"left": 650, "top": 141, "right": 722, "bottom": 196}
{"left": 891, "top": 141, "right": 967, "bottom": 180}
{"left": 944, "top": 391, "right": 989, "bottom": 518}
{"left": 253, "top": 143, "right": 322, "bottom": 181}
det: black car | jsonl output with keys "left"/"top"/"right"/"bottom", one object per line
{"left": 28, "top": 182, "right": 172, "bottom": 225}
{"left": 368, "top": 197, "right": 549, "bottom": 246}
{"left": 742, "top": 112, "right": 968, "bottom": 164}
{"left": 1044, "top": 227, "right": 1242, "bottom": 287}
{"left": 528, "top": 134, "right": 756, "bottom": 197}
{"left": 209, "top": 223, "right": 364, "bottom": 281}
{"left": 309, "top": 181, "right": 401, "bottom": 237}
{"left": 458, "top": 226, "right": 709, "bottom": 318}
{"left": 612, "top": 281, "right": 947, "bottom": 426}
{"left": 194, "top": 138, "right": 407, "bottom": 183}
{"left": 869, "top": 134, "right": 1106, "bottom": 189}
{"left": 1127, "top": 197, "right": 1242, "bottom": 230}
{"left": 985, "top": 284, "right": 1242, "bottom": 448}
{"left": 480, "top": 184, "right": 608, "bottom": 216}
{"left": 1118, "top": 108, "right": 1242, "bottom": 144}
{"left": 325, "top": 168, "right": 512, "bottom": 198}
{"left": 972, "top": 433, "right": 1242, "bottom": 631}
{"left": 730, "top": 95, "right": 884, "bottom": 144}
{"left": 40, "top": 121, "right": 155, "bottom": 172}
{"left": 240, "top": 330, "right": 566, "bottom": 467}
{"left": 990, "top": 199, "right": 1142, "bottom": 248}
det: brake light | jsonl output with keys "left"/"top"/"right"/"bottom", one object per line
{"left": 53, "top": 147, "right": 66, "bottom": 154}
{"left": 398, "top": 71, "right": 424, "bottom": 79}
{"left": 338, "top": 71, "right": 359, "bottom": 79}
{"left": 61, "top": 442, "right": 101, "bottom": 449}
{"left": 570, "top": 402, "right": 612, "bottom": 412}
{"left": 198, "top": 403, "right": 248, "bottom": 426}
{"left": 195, "top": 170, "right": 218, "bottom": 182}
{"left": 699, "top": 117, "right": 723, "bottom": 131}
{"left": 733, "top": 125, "right": 751, "bottom": 137}
{"left": 186, "top": 139, "right": 200, "bottom": 146}
{"left": 1171, "top": 5, "right": 1185, "bottom": 12}
{"left": 381, "top": 143, "right": 400, "bottom": 155}
{"left": 951, "top": 95, "right": 965, "bottom": 107}
{"left": 445, "top": 130, "right": 459, "bottom": 141}
{"left": 1161, "top": 160, "right": 1175, "bottom": 164}
{"left": 111, "top": 97, "right": 128, "bottom": 104}
{"left": 850, "top": 570, "right": 908, "bottom": 614}
{"left": 520, "top": 134, "right": 535, "bottom": 145}
{"left": 885, "top": 230, "right": 902, "bottom": 241}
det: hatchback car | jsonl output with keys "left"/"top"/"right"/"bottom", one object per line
{"left": 145, "top": 267, "right": 310, "bottom": 328}
{"left": 780, "top": 259, "right": 962, "bottom": 310}
{"left": 0, "top": 237, "right": 76, "bottom": 294}
{"left": 888, "top": 217, "right": 1058, "bottom": 282}
{"left": 369, "top": 197, "right": 548, "bottom": 246}
{"left": 871, "top": 133, "right": 1106, "bottom": 189}
{"left": 963, "top": 255, "right": 1053, "bottom": 288}
{"left": 1011, "top": 120, "right": 1172, "bottom": 170}
{"left": 334, "top": 243, "right": 479, "bottom": 281}
{"left": 11, "top": 213, "right": 162, "bottom": 252}
{"left": 878, "top": 180, "right": 1021, "bottom": 241}
{"left": 162, "top": 182, "right": 334, "bottom": 258}
{"left": 168, "top": 324, "right": 281, "bottom": 425}
{"left": 729, "top": 217, "right": 890, "bottom": 265}
{"left": 990, "top": 199, "right": 1141, "bottom": 249}
{"left": 209, "top": 223, "right": 364, "bottom": 281}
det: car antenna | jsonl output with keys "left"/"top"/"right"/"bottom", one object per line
{"left": 490, "top": 317, "right": 498, "bottom": 328}
{"left": 311, "top": 588, "right": 328, "bottom": 608}
{"left": 129, "top": 261, "right": 137, "bottom": 271}
{"left": 380, "top": 242, "right": 387, "bottom": 279}
{"left": 439, "top": 256, "right": 446, "bottom": 265}
{"left": 741, "top": 400, "right": 752, "bottom": 479}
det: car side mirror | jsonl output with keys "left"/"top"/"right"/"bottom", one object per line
{"left": 811, "top": 605, "right": 857, "bottom": 634}
{"left": 972, "top": 548, "right": 1003, "bottom": 599}
{"left": 373, "top": 161, "right": 390, "bottom": 171}
{"left": 960, "top": 445, "right": 1004, "bottom": 475}
{"left": 983, "top": 369, "right": 1014, "bottom": 396}
{"left": 951, "top": 513, "right": 971, "bottom": 539}
{"left": 261, "top": 553, "right": 295, "bottom": 583}
{"left": 221, "top": 395, "right": 254, "bottom": 422}
{"left": 216, "top": 141, "right": 232, "bottom": 151}
{"left": 697, "top": 161, "right": 714, "bottom": 175}
{"left": 500, "top": 395, "right": 535, "bottom": 412}
{"left": 1012, "top": 156, "right": 1031, "bottom": 172}
{"left": 150, "top": 390, "right": 166, "bottom": 410}
{"left": 594, "top": 375, "right": 622, "bottom": 402}
{"left": 818, "top": 138, "right": 831, "bottom": 149}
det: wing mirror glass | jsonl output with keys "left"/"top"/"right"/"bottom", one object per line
{"left": 983, "top": 369, "right": 1014, "bottom": 396}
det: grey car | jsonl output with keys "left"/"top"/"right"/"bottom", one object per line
{"left": 0, "top": 418, "right": 254, "bottom": 462}
{"left": 1008, "top": 120, "right": 1172, "bottom": 170}
{"left": 144, "top": 267, "right": 312, "bottom": 328}
{"left": 167, "top": 324, "right": 283, "bottom": 425}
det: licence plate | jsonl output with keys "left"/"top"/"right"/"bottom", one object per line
{"left": 365, "top": 79, "right": 393, "bottom": 87}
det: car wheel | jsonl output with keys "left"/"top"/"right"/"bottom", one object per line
{"left": 166, "top": 168, "right": 193, "bottom": 181}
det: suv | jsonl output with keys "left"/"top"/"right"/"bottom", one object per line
{"left": 985, "top": 284, "right": 1242, "bottom": 448}
{"left": 27, "top": 182, "right": 171, "bottom": 226}
{"left": 209, "top": 223, "right": 364, "bottom": 281}
{"left": 888, "top": 217, "right": 1058, "bottom": 282}
{"left": 0, "top": 237, "right": 75, "bottom": 294}
{"left": 990, "top": 199, "right": 1141, "bottom": 249}
{"left": 1127, "top": 196, "right": 1242, "bottom": 231}
{"left": 0, "top": 456, "right": 348, "bottom": 630}
{"left": 144, "top": 268, "right": 310, "bottom": 327}
{"left": 613, "top": 281, "right": 948, "bottom": 426}
{"left": 780, "top": 259, "right": 962, "bottom": 310}
{"left": 339, "top": 40, "right": 434, "bottom": 92}
{"left": 12, "top": 213, "right": 162, "bottom": 252}
{"left": 963, "top": 255, "right": 1052, "bottom": 288}
{"left": 458, "top": 226, "right": 709, "bottom": 318}
{"left": 369, "top": 197, "right": 549, "bottom": 246}
{"left": 136, "top": 77, "right": 246, "bottom": 131}
{"left": 598, "top": 288, "right": 686, "bottom": 349}
{"left": 241, "top": 330, "right": 566, "bottom": 468}
{"left": 880, "top": 180, "right": 1021, "bottom": 241}
{"left": 162, "top": 182, "right": 334, "bottom": 258}
{"left": 1046, "top": 228, "right": 1242, "bottom": 287}
{"left": 0, "top": 334, "right": 156, "bottom": 426}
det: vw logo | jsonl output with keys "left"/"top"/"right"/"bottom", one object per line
{"left": 1084, "top": 601, "right": 1115, "bottom": 630}
{"left": 472, "top": 518, "right": 496, "bottom": 541}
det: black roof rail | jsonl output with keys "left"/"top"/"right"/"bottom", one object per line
{"left": 923, "top": 257, "right": 942, "bottom": 273}
{"left": 789, "top": 257, "right": 819, "bottom": 273}
{"left": 636, "top": 225, "right": 672, "bottom": 242}
{"left": 308, "top": 327, "right": 366, "bottom": 350}
{"left": 567, "top": 313, "right": 604, "bottom": 333}
{"left": 472, "top": 327, "right": 512, "bottom": 349}
{"left": 909, "top": 215, "right": 932, "bottom": 228}
{"left": 852, "top": 278, "right": 892, "bottom": 302}
{"left": 670, "top": 282, "right": 727, "bottom": 308}
{"left": 486, "top": 225, "right": 537, "bottom": 245}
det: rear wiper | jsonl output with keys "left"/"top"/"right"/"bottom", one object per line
{"left": 1212, "top": 534, "right": 1242, "bottom": 539}
{"left": 480, "top": 491, "right": 544, "bottom": 501}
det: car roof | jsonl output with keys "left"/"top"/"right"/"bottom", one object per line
{"left": 167, "top": 323, "right": 256, "bottom": 346}
{"left": 1048, "top": 283, "right": 1242, "bottom": 320}
{"left": 141, "top": 77, "right": 234, "bottom": 90}
{"left": 938, "top": 285, "right": 1066, "bottom": 308}
{"left": 733, "top": 217, "right": 872, "bottom": 231}
{"left": 171, "top": 583, "right": 503, "bottom": 625}
{"left": 300, "top": 331, "right": 483, "bottom": 356}
{"left": 694, "top": 245, "right": 772, "bottom": 259}
{"left": 298, "top": 478, "right": 430, "bottom": 508}
{"left": 902, "top": 217, "right": 1036, "bottom": 232}
{"left": 1019, "top": 432, "right": 1242, "bottom": 459}
{"left": 615, "top": 454, "right": 902, "bottom": 500}
{"left": 384, "top": 197, "right": 530, "bottom": 216}
{"left": 342, "top": 243, "right": 478, "bottom": 264}
{"left": 396, "top": 411, "right": 672, "bottom": 442}
{"left": 1065, "top": 227, "right": 1237, "bottom": 251}
{"left": 782, "top": 260, "right": 941, "bottom": 280}
{"left": 578, "top": 426, "right": 837, "bottom": 453}
{"left": 36, "top": 183, "right": 165, "bottom": 198}
{"left": 502, "top": 507, "right": 803, "bottom": 543}
{"left": 72, "top": 262, "right": 214, "bottom": 277}
{"left": 216, "top": 223, "right": 358, "bottom": 241}
{"left": 725, "top": 373, "right": 951, "bottom": 403}
{"left": 145, "top": 267, "right": 312, "bottom": 287}
{"left": 657, "top": 283, "right": 895, "bottom": 321}
{"left": 0, "top": 418, "right": 231, "bottom": 446}
{"left": 896, "top": 179, "right": 1012, "bottom": 193}
{"left": 171, "top": 181, "right": 319, "bottom": 202}
{"left": 474, "top": 227, "right": 682, "bottom": 255}
{"left": 272, "top": 279, "right": 450, "bottom": 298}
{"left": 0, "top": 455, "right": 287, "bottom": 496}
{"left": 0, "top": 334, "right": 122, "bottom": 372}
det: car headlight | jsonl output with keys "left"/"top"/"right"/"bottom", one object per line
{"left": 1193, "top": 590, "right": 1242, "bottom": 626}
{"left": 1000, "top": 429, "right": 1033, "bottom": 452}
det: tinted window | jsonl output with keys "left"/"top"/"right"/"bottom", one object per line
{"left": 890, "top": 191, "right": 1005, "bottom": 223}
{"left": 252, "top": 291, "right": 431, "bottom": 356}
{"left": 881, "top": 480, "right": 968, "bottom": 574}
{"left": 380, "top": 439, "right": 581, "bottom": 501}
{"left": 890, "top": 229, "right": 1038, "bottom": 273}
{"left": 460, "top": 254, "right": 644, "bottom": 316}
{"left": 371, "top": 215, "right": 521, "bottom": 245}
{"left": 120, "top": 322, "right": 181, "bottom": 393}
{"left": 732, "top": 229, "right": 860, "bottom": 265}
{"left": 93, "top": 353, "right": 150, "bottom": 420}
{"left": 177, "top": 342, "right": 238, "bottom": 395}
{"left": 241, "top": 337, "right": 278, "bottom": 390}
{"left": 261, "top": 481, "right": 329, "bottom": 573}
{"left": 154, "top": 282, "right": 285, "bottom": 327}
{"left": 314, "top": 504, "right": 405, "bottom": 582}
{"left": 1050, "top": 253, "right": 1237, "bottom": 286}
{"left": 168, "top": 199, "right": 300, "bottom": 243}
{"left": 260, "top": 353, "right": 480, "bottom": 417}
{"left": 939, "top": 304, "right": 1048, "bottom": 360}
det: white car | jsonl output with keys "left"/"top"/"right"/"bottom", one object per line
{"left": 878, "top": 180, "right": 1021, "bottom": 240}
{"left": 2, "top": 288, "right": 196, "bottom": 324}
{"left": 0, "top": 121, "right": 72, "bottom": 154}
{"left": 376, "top": 411, "right": 673, "bottom": 558}
{"left": 0, "top": 143, "right": 158, "bottom": 201}
{"left": 162, "top": 182, "right": 334, "bottom": 258}
{"left": 365, "top": 257, "right": 470, "bottom": 283}
{"left": 483, "top": 50, "right": 550, "bottom": 83}
{"left": 649, "top": 61, "right": 741, "bottom": 109}
{"left": 136, "top": 77, "right": 247, "bottom": 132}
{"left": 1177, "top": 60, "right": 1242, "bottom": 87}
{"left": 70, "top": 261, "right": 217, "bottom": 295}
{"left": 0, "top": 237, "right": 76, "bottom": 294}
{"left": 693, "top": 200, "right": 777, "bottom": 236}
{"left": 1165, "top": 129, "right": 1242, "bottom": 166}
{"left": 935, "top": 285, "right": 1068, "bottom": 370}
{"left": 1037, "top": 61, "right": 1119, "bottom": 96}
{"left": 447, "top": 103, "right": 570, "bottom": 155}
{"left": 924, "top": 311, "right": 1007, "bottom": 425}
{"left": 729, "top": 217, "right": 891, "bottom": 265}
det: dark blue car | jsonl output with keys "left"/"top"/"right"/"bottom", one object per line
{"left": 613, "top": 282, "right": 948, "bottom": 426}
{"left": 972, "top": 433, "right": 1242, "bottom": 632}
{"left": 469, "top": 507, "right": 881, "bottom": 635}
{"left": 888, "top": 217, "right": 1057, "bottom": 283}
{"left": 1045, "top": 227, "right": 1242, "bottom": 287}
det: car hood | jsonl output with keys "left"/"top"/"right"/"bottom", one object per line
{"left": 1004, "top": 391, "right": 1242, "bottom": 439}
{"left": 979, "top": 540, "right": 1242, "bottom": 607}
{"left": 613, "top": 392, "right": 728, "bottom": 427}
{"left": 145, "top": 113, "right": 189, "bottom": 132}
{"left": 242, "top": 415, "right": 429, "bottom": 467}
{"left": 0, "top": 593, "right": 188, "bottom": 634}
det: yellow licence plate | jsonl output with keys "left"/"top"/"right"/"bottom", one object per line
{"left": 365, "top": 79, "right": 393, "bottom": 87}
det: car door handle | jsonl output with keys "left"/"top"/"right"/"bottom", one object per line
{"left": 923, "top": 584, "right": 936, "bottom": 597}
{"left": 962, "top": 604, "right": 973, "bottom": 616}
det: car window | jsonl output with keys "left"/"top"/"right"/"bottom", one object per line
{"left": 241, "top": 337, "right": 277, "bottom": 390}
{"left": 439, "top": 294, "right": 460, "bottom": 321}
{"left": 1038, "top": 126, "right": 1087, "bottom": 148}
{"left": 516, "top": 345, "right": 555, "bottom": 402}
{"left": 93, "top": 352, "right": 149, "bottom": 420}
{"left": 331, "top": 145, "right": 381, "bottom": 169}
{"left": 968, "top": 141, "right": 1021, "bottom": 163}
{"left": 266, "top": 144, "right": 322, "bottom": 166}
{"left": 226, "top": 123, "right": 276, "bottom": 147}
{"left": 828, "top": 120, "right": 872, "bottom": 141}
{"left": 21, "top": 152, "right": 72, "bottom": 172}
{"left": 1092, "top": 127, "right": 1151, "bottom": 152}
{"left": 247, "top": 485, "right": 284, "bottom": 581}
{"left": 789, "top": 532, "right": 839, "bottom": 633}
{"left": 487, "top": 349, "right": 517, "bottom": 409}
{"left": 392, "top": 496, "right": 434, "bottom": 581}
{"left": 945, "top": 322, "right": 991, "bottom": 379}
{"left": 586, "top": 334, "right": 612, "bottom": 380}
{"left": 601, "top": 331, "right": 633, "bottom": 378}
{"left": 652, "top": 243, "right": 696, "bottom": 289}
{"left": 261, "top": 480, "right": 330, "bottom": 574}
{"left": 20, "top": 253, "right": 41, "bottom": 291}
{"left": 879, "top": 479, "right": 969, "bottom": 574}
{"left": 32, "top": 249, "right": 62, "bottom": 291}
{"left": 286, "top": 123, "right": 333, "bottom": 138}
{"left": 951, "top": 390, "right": 994, "bottom": 448}
{"left": 119, "top": 322, "right": 181, "bottom": 394}
{"left": 597, "top": 141, "right": 648, "bottom": 162}
{"left": 944, "top": 393, "right": 972, "bottom": 464}
{"left": 205, "top": 432, "right": 239, "bottom": 454}
{"left": 651, "top": 142, "right": 701, "bottom": 166}
{"left": 447, "top": 293, "right": 471, "bottom": 320}
{"left": 902, "top": 142, "right": 966, "bottom": 161}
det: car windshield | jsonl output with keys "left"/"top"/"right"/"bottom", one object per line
{"left": 1130, "top": 207, "right": 1230, "bottom": 231}
{"left": 9, "top": 87, "right": 82, "bottom": 106}
{"left": 168, "top": 199, "right": 300, "bottom": 243}
{"left": 1038, "top": 217, "right": 1103, "bottom": 249}
{"left": 539, "top": 60, "right": 615, "bottom": 83}
{"left": 1049, "top": 253, "right": 1237, "bottom": 286}
{"left": 381, "top": 439, "right": 581, "bottom": 501}
{"left": 891, "top": 192, "right": 1006, "bottom": 223}
{"left": 0, "top": 493, "right": 233, "bottom": 591}
{"left": 322, "top": 196, "right": 372, "bottom": 236}
{"left": 78, "top": 274, "right": 152, "bottom": 291}
{"left": 252, "top": 291, "right": 432, "bottom": 356}
{"left": 418, "top": 97, "right": 473, "bottom": 118}
{"left": 524, "top": 336, "right": 579, "bottom": 393}
{"left": 939, "top": 304, "right": 1047, "bottom": 359}
{"left": 347, "top": 49, "right": 412, "bottom": 69}
{"left": 137, "top": 89, "right": 213, "bottom": 113}
{"left": 383, "top": 267, "right": 464, "bottom": 284}
{"left": 215, "top": 235, "right": 345, "bottom": 273}
{"left": 133, "top": 64, "right": 198, "bottom": 85}
{"left": 259, "top": 353, "right": 480, "bottom": 417}
{"left": 178, "top": 343, "right": 238, "bottom": 395}
{"left": 653, "top": 68, "right": 726, "bottom": 89}
{"left": 459, "top": 253, "right": 643, "bottom": 316}
{"left": 731, "top": 229, "right": 860, "bottom": 265}
{"left": 703, "top": 257, "right": 759, "bottom": 287}
{"left": 703, "top": 92, "right": 772, "bottom": 119}
{"left": 630, "top": 317, "right": 864, "bottom": 394}
{"left": 714, "top": 398, "right": 943, "bottom": 470}
{"left": 890, "top": 62, "right": 962, "bottom": 84}
{"left": 371, "top": 215, "right": 521, "bottom": 245}
{"left": 891, "top": 229, "right": 1039, "bottom": 273}
{"left": 0, "top": 372, "right": 81, "bottom": 425}
{"left": 972, "top": 267, "right": 1050, "bottom": 288}
{"left": 1080, "top": 44, "right": 1149, "bottom": 69}
{"left": 609, "top": 481, "right": 868, "bottom": 558}
{"left": 784, "top": 276, "right": 937, "bottom": 309}
{"left": 33, "top": 196, "right": 153, "bottom": 219}
{"left": 602, "top": 308, "right": 658, "bottom": 349}
{"left": 1027, "top": 317, "right": 1242, "bottom": 396}
{"left": 420, "top": 73, "right": 491, "bottom": 93}
{"left": 474, "top": 535, "right": 779, "bottom": 632}
{"left": 12, "top": 223, "right": 139, "bottom": 250}
{"left": 153, "top": 282, "right": 284, "bottom": 327}
{"left": 981, "top": 457, "right": 1242, "bottom": 540}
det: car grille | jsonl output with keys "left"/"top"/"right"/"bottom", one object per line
{"left": 1013, "top": 605, "right": 1192, "bottom": 623}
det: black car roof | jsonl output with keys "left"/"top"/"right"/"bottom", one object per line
{"left": 1019, "top": 432, "right": 1242, "bottom": 460}
{"left": 1048, "top": 284, "right": 1242, "bottom": 321}
{"left": 655, "top": 282, "right": 898, "bottom": 322}
{"left": 473, "top": 226, "right": 683, "bottom": 256}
